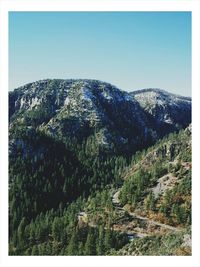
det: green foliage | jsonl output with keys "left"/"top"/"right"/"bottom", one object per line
{"left": 119, "top": 127, "right": 191, "bottom": 228}
{"left": 9, "top": 182, "right": 129, "bottom": 256}
{"left": 84, "top": 228, "right": 96, "bottom": 255}
{"left": 9, "top": 114, "right": 191, "bottom": 255}
{"left": 144, "top": 192, "right": 156, "bottom": 211}
{"left": 155, "top": 169, "right": 191, "bottom": 226}
{"left": 119, "top": 169, "right": 152, "bottom": 206}
{"left": 151, "top": 162, "right": 168, "bottom": 180}
{"left": 67, "top": 229, "right": 78, "bottom": 255}
{"left": 9, "top": 128, "right": 128, "bottom": 238}
{"left": 113, "top": 230, "right": 191, "bottom": 256}
{"left": 17, "top": 217, "right": 27, "bottom": 248}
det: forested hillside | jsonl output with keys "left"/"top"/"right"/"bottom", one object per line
{"left": 119, "top": 125, "right": 191, "bottom": 227}
{"left": 9, "top": 79, "right": 191, "bottom": 255}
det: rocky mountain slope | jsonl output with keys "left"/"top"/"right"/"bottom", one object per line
{"left": 9, "top": 79, "right": 191, "bottom": 256}
{"left": 132, "top": 88, "right": 191, "bottom": 132}
{"left": 9, "top": 79, "right": 191, "bottom": 155}
{"left": 119, "top": 124, "right": 191, "bottom": 217}
{"left": 108, "top": 125, "right": 192, "bottom": 255}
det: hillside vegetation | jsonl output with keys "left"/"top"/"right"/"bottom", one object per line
{"left": 9, "top": 79, "right": 191, "bottom": 255}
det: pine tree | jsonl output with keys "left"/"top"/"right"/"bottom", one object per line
{"left": 144, "top": 192, "right": 156, "bottom": 211}
{"left": 67, "top": 229, "right": 78, "bottom": 255}
{"left": 104, "top": 224, "right": 112, "bottom": 252}
{"left": 17, "top": 217, "right": 27, "bottom": 248}
{"left": 52, "top": 217, "right": 63, "bottom": 242}
{"left": 31, "top": 245, "right": 39, "bottom": 255}
{"left": 84, "top": 228, "right": 96, "bottom": 255}
{"left": 96, "top": 225, "right": 104, "bottom": 255}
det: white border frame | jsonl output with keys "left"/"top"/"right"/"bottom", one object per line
{"left": 0, "top": 1, "right": 200, "bottom": 267}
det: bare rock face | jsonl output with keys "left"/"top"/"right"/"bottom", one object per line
{"left": 181, "top": 234, "right": 192, "bottom": 248}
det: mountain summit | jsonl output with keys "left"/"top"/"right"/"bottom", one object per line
{"left": 9, "top": 79, "right": 191, "bottom": 155}
{"left": 132, "top": 88, "right": 191, "bottom": 125}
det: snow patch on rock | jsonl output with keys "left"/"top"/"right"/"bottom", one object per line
{"left": 81, "top": 86, "right": 94, "bottom": 102}
{"left": 101, "top": 90, "right": 113, "bottom": 100}
{"left": 30, "top": 97, "right": 41, "bottom": 109}
{"left": 64, "top": 97, "right": 70, "bottom": 106}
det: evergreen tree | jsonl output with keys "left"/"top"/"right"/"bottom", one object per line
{"left": 84, "top": 228, "right": 96, "bottom": 255}
{"left": 31, "top": 245, "right": 39, "bottom": 255}
{"left": 17, "top": 217, "right": 27, "bottom": 248}
{"left": 144, "top": 192, "right": 156, "bottom": 211}
{"left": 67, "top": 229, "right": 78, "bottom": 255}
{"left": 96, "top": 225, "right": 105, "bottom": 255}
{"left": 104, "top": 225, "right": 112, "bottom": 252}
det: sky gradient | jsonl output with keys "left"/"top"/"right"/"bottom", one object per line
{"left": 9, "top": 12, "right": 191, "bottom": 96}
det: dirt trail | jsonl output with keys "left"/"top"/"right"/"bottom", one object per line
{"left": 112, "top": 188, "right": 182, "bottom": 234}
{"left": 127, "top": 211, "right": 181, "bottom": 232}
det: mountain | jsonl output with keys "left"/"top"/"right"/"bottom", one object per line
{"left": 9, "top": 79, "right": 191, "bottom": 256}
{"left": 9, "top": 125, "right": 192, "bottom": 256}
{"left": 110, "top": 125, "right": 191, "bottom": 255}
{"left": 131, "top": 88, "right": 191, "bottom": 131}
{"left": 9, "top": 79, "right": 191, "bottom": 155}
{"left": 119, "top": 124, "right": 191, "bottom": 224}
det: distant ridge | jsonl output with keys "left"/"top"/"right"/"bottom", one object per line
{"left": 131, "top": 88, "right": 191, "bottom": 101}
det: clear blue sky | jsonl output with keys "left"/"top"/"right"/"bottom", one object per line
{"left": 9, "top": 12, "right": 191, "bottom": 96}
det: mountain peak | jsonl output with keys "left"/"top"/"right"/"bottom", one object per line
{"left": 9, "top": 79, "right": 191, "bottom": 155}
{"left": 130, "top": 88, "right": 191, "bottom": 126}
{"left": 131, "top": 88, "right": 191, "bottom": 101}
